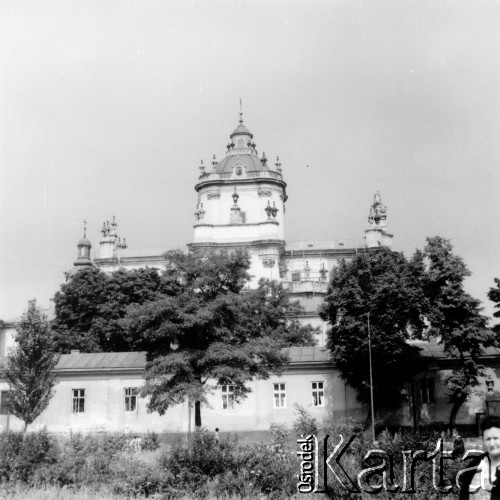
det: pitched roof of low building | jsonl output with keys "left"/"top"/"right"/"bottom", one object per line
{"left": 2, "top": 342, "right": 500, "bottom": 375}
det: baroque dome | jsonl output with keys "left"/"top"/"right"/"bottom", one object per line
{"left": 215, "top": 154, "right": 264, "bottom": 174}
{"left": 230, "top": 122, "right": 253, "bottom": 139}
{"left": 78, "top": 237, "right": 91, "bottom": 247}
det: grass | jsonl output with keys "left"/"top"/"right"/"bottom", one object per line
{"left": 0, "top": 484, "right": 309, "bottom": 499}
{"left": 0, "top": 484, "right": 127, "bottom": 500}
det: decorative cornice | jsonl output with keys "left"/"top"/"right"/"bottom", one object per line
{"left": 195, "top": 177, "right": 287, "bottom": 192}
{"left": 193, "top": 221, "right": 279, "bottom": 228}
{"left": 188, "top": 239, "right": 286, "bottom": 250}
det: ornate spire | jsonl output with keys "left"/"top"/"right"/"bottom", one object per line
{"left": 275, "top": 156, "right": 282, "bottom": 173}
{"left": 232, "top": 187, "right": 239, "bottom": 205}
{"left": 271, "top": 201, "right": 278, "bottom": 219}
{"left": 72, "top": 220, "right": 93, "bottom": 272}
{"left": 365, "top": 191, "right": 392, "bottom": 249}
{"left": 261, "top": 152, "right": 268, "bottom": 168}
{"left": 230, "top": 187, "right": 243, "bottom": 224}
{"left": 368, "top": 191, "right": 387, "bottom": 226}
{"left": 265, "top": 201, "right": 272, "bottom": 220}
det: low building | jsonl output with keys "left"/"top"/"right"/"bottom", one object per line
{"left": 1, "top": 344, "right": 499, "bottom": 435}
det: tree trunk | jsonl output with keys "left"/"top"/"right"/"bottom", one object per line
{"left": 23, "top": 421, "right": 28, "bottom": 433}
{"left": 449, "top": 394, "right": 467, "bottom": 429}
{"left": 364, "top": 404, "right": 372, "bottom": 430}
{"left": 410, "top": 379, "right": 418, "bottom": 430}
{"left": 194, "top": 400, "right": 202, "bottom": 427}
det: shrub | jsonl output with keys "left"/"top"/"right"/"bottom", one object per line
{"left": 0, "top": 431, "right": 23, "bottom": 478}
{"left": 160, "top": 429, "right": 236, "bottom": 480}
{"left": 293, "top": 403, "right": 318, "bottom": 437}
{"left": 111, "top": 454, "right": 166, "bottom": 497}
{"left": 9, "top": 429, "right": 59, "bottom": 484}
{"left": 142, "top": 431, "right": 160, "bottom": 452}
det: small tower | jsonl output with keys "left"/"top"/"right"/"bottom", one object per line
{"left": 69, "top": 220, "right": 94, "bottom": 276}
{"left": 365, "top": 191, "right": 393, "bottom": 249}
{"left": 99, "top": 219, "right": 115, "bottom": 259}
{"left": 191, "top": 109, "right": 287, "bottom": 285}
{"left": 97, "top": 216, "right": 128, "bottom": 259}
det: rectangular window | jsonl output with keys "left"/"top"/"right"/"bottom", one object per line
{"left": 221, "top": 385, "right": 235, "bottom": 410}
{"left": 291, "top": 272, "right": 301, "bottom": 282}
{"left": 421, "top": 377, "right": 436, "bottom": 404}
{"left": 124, "top": 387, "right": 138, "bottom": 412}
{"left": 273, "top": 383, "right": 286, "bottom": 408}
{"left": 72, "top": 389, "right": 85, "bottom": 413}
{"left": 312, "top": 381, "right": 324, "bottom": 407}
{"left": 0, "top": 390, "right": 10, "bottom": 415}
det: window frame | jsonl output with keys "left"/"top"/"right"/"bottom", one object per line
{"left": 311, "top": 381, "right": 325, "bottom": 407}
{"left": 420, "top": 377, "right": 436, "bottom": 404}
{"left": 124, "top": 387, "right": 138, "bottom": 412}
{"left": 72, "top": 388, "right": 85, "bottom": 413}
{"left": 220, "top": 384, "right": 235, "bottom": 410}
{"left": 273, "top": 382, "right": 286, "bottom": 409}
{"left": 0, "top": 390, "right": 10, "bottom": 415}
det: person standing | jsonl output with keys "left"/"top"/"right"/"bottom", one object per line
{"left": 460, "top": 416, "right": 500, "bottom": 499}
{"left": 453, "top": 428, "right": 466, "bottom": 460}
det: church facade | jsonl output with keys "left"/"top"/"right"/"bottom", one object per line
{"left": 1, "top": 114, "right": 497, "bottom": 435}
{"left": 81, "top": 112, "right": 394, "bottom": 346}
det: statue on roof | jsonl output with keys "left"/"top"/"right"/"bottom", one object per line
{"left": 368, "top": 191, "right": 387, "bottom": 226}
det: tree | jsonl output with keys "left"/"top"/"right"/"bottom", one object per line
{"left": 124, "top": 249, "right": 316, "bottom": 427}
{"left": 422, "top": 236, "right": 496, "bottom": 427}
{"left": 52, "top": 266, "right": 178, "bottom": 352}
{"left": 488, "top": 278, "right": 500, "bottom": 335}
{"left": 4, "top": 300, "right": 60, "bottom": 431}
{"left": 319, "top": 247, "right": 427, "bottom": 419}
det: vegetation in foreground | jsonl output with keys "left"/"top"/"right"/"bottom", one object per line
{"left": 0, "top": 410, "right": 479, "bottom": 499}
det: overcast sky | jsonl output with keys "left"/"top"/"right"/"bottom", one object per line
{"left": 1, "top": 0, "right": 499, "bottom": 321}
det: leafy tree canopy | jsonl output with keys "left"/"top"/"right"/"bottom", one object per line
{"left": 5, "top": 300, "right": 60, "bottom": 431}
{"left": 422, "top": 236, "right": 495, "bottom": 426}
{"left": 52, "top": 266, "right": 179, "bottom": 352}
{"left": 320, "top": 247, "right": 427, "bottom": 411}
{"left": 320, "top": 236, "right": 496, "bottom": 427}
{"left": 488, "top": 277, "right": 500, "bottom": 335}
{"left": 123, "top": 249, "right": 316, "bottom": 426}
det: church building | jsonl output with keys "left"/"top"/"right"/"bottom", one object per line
{"left": 1, "top": 113, "right": 496, "bottom": 436}
{"left": 77, "top": 111, "right": 393, "bottom": 346}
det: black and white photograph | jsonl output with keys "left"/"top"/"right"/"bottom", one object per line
{"left": 1, "top": 1, "right": 499, "bottom": 498}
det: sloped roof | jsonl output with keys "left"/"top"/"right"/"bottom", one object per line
{"left": 410, "top": 341, "right": 500, "bottom": 359}
{"left": 0, "top": 352, "right": 146, "bottom": 372}
{"left": 114, "top": 248, "right": 174, "bottom": 259}
{"left": 2, "top": 343, "right": 500, "bottom": 376}
{"left": 56, "top": 351, "right": 146, "bottom": 370}
{"left": 215, "top": 154, "right": 264, "bottom": 174}
{"left": 285, "top": 346, "right": 331, "bottom": 363}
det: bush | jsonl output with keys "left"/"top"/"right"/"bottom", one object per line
{"left": 160, "top": 429, "right": 236, "bottom": 480}
{"left": 157, "top": 427, "right": 299, "bottom": 498}
{"left": 0, "top": 431, "right": 23, "bottom": 478}
{"left": 316, "top": 425, "right": 460, "bottom": 499}
{"left": 293, "top": 403, "right": 318, "bottom": 437}
{"left": 142, "top": 431, "right": 160, "bottom": 452}
{"left": 111, "top": 454, "right": 166, "bottom": 497}
{"left": 8, "top": 429, "right": 58, "bottom": 484}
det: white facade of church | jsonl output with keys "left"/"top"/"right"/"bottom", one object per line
{"left": 5, "top": 114, "right": 495, "bottom": 436}
{"left": 82, "top": 113, "right": 393, "bottom": 346}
